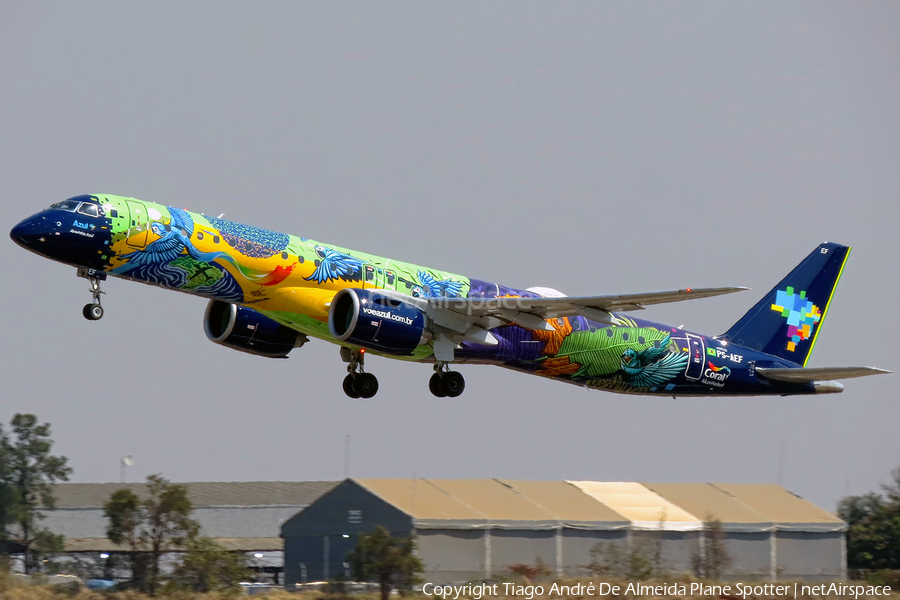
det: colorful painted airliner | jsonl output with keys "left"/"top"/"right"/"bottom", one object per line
{"left": 10, "top": 195, "right": 888, "bottom": 398}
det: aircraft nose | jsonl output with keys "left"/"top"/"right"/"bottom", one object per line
{"left": 9, "top": 214, "right": 50, "bottom": 249}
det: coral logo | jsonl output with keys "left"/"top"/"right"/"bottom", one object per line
{"left": 703, "top": 362, "right": 731, "bottom": 382}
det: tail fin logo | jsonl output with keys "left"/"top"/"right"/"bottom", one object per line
{"left": 770, "top": 286, "right": 822, "bottom": 352}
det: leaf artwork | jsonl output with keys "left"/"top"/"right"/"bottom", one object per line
{"left": 556, "top": 327, "right": 671, "bottom": 378}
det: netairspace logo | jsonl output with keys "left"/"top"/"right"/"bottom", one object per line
{"left": 422, "top": 582, "right": 893, "bottom": 599}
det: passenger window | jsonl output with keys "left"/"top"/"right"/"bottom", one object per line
{"left": 77, "top": 204, "right": 100, "bottom": 218}
{"left": 197, "top": 231, "right": 204, "bottom": 240}
{"left": 386, "top": 271, "right": 395, "bottom": 285}
{"left": 365, "top": 266, "right": 374, "bottom": 282}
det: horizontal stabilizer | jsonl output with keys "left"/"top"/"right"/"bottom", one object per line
{"left": 756, "top": 366, "right": 891, "bottom": 383}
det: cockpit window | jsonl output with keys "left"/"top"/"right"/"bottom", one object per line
{"left": 50, "top": 200, "right": 80, "bottom": 212}
{"left": 77, "top": 203, "right": 100, "bottom": 218}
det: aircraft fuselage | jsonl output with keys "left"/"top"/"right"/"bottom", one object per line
{"left": 10, "top": 195, "right": 849, "bottom": 397}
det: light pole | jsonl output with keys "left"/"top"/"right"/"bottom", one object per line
{"left": 120, "top": 455, "right": 133, "bottom": 483}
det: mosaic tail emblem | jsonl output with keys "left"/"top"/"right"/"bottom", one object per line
{"left": 770, "top": 286, "right": 821, "bottom": 352}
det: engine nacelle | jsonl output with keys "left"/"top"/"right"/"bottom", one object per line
{"left": 204, "top": 300, "right": 305, "bottom": 358}
{"left": 328, "top": 288, "right": 428, "bottom": 355}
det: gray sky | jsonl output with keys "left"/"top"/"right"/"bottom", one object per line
{"left": 2, "top": 2, "right": 898, "bottom": 512}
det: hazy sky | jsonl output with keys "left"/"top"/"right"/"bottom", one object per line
{"left": 2, "top": 2, "right": 898, "bottom": 512}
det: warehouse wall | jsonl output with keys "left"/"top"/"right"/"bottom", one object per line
{"left": 777, "top": 531, "right": 845, "bottom": 581}
{"left": 418, "top": 529, "right": 486, "bottom": 584}
{"left": 491, "top": 529, "right": 556, "bottom": 572}
{"left": 724, "top": 532, "right": 772, "bottom": 579}
{"left": 561, "top": 529, "right": 628, "bottom": 575}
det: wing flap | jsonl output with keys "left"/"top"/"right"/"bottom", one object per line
{"left": 756, "top": 366, "right": 891, "bottom": 382}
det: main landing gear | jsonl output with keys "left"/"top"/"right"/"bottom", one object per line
{"left": 429, "top": 364, "right": 465, "bottom": 398}
{"left": 340, "top": 347, "right": 379, "bottom": 399}
{"left": 337, "top": 348, "right": 466, "bottom": 399}
{"left": 77, "top": 267, "right": 106, "bottom": 321}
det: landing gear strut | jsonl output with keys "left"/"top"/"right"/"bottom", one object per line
{"left": 340, "top": 347, "right": 378, "bottom": 399}
{"left": 429, "top": 364, "right": 465, "bottom": 398}
{"left": 77, "top": 267, "right": 106, "bottom": 321}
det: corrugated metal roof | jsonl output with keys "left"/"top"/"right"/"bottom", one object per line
{"left": 567, "top": 481, "right": 702, "bottom": 531}
{"left": 498, "top": 480, "right": 629, "bottom": 529}
{"left": 64, "top": 537, "right": 283, "bottom": 553}
{"left": 426, "top": 479, "right": 558, "bottom": 528}
{"left": 642, "top": 483, "right": 773, "bottom": 532}
{"left": 711, "top": 483, "right": 845, "bottom": 532}
{"left": 52, "top": 481, "right": 337, "bottom": 508}
{"left": 354, "top": 478, "right": 485, "bottom": 523}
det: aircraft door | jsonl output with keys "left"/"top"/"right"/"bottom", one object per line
{"left": 684, "top": 333, "right": 706, "bottom": 381}
{"left": 125, "top": 200, "right": 149, "bottom": 248}
{"left": 366, "top": 261, "right": 396, "bottom": 292}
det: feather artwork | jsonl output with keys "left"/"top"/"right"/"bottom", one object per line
{"left": 620, "top": 334, "right": 672, "bottom": 374}
{"left": 114, "top": 207, "right": 247, "bottom": 278}
{"left": 115, "top": 208, "right": 194, "bottom": 272}
{"left": 305, "top": 246, "right": 365, "bottom": 284}
{"left": 414, "top": 270, "right": 464, "bottom": 298}
{"left": 624, "top": 351, "right": 690, "bottom": 388}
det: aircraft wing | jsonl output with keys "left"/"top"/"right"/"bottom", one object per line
{"left": 756, "top": 366, "right": 891, "bottom": 382}
{"left": 408, "top": 286, "right": 749, "bottom": 351}
{"left": 429, "top": 286, "right": 749, "bottom": 330}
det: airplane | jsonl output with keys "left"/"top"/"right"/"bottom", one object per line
{"left": 10, "top": 194, "right": 889, "bottom": 398}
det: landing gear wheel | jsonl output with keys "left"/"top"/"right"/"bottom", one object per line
{"left": 77, "top": 268, "right": 107, "bottom": 320}
{"left": 342, "top": 374, "right": 361, "bottom": 399}
{"left": 442, "top": 371, "right": 465, "bottom": 397}
{"left": 429, "top": 373, "right": 447, "bottom": 397}
{"left": 429, "top": 371, "right": 465, "bottom": 397}
{"left": 83, "top": 303, "right": 104, "bottom": 321}
{"left": 340, "top": 348, "right": 379, "bottom": 398}
{"left": 355, "top": 373, "right": 379, "bottom": 399}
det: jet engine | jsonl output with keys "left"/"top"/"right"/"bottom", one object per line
{"left": 204, "top": 300, "right": 306, "bottom": 358}
{"left": 329, "top": 288, "right": 428, "bottom": 355}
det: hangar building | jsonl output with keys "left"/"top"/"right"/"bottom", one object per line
{"left": 280, "top": 479, "right": 846, "bottom": 584}
{"left": 45, "top": 480, "right": 336, "bottom": 574}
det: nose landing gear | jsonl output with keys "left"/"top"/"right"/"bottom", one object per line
{"left": 429, "top": 364, "right": 465, "bottom": 397}
{"left": 340, "top": 347, "right": 379, "bottom": 399}
{"left": 77, "top": 267, "right": 106, "bottom": 321}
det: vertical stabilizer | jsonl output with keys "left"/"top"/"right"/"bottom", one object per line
{"left": 722, "top": 242, "right": 850, "bottom": 366}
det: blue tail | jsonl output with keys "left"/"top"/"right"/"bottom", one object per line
{"left": 722, "top": 242, "right": 851, "bottom": 366}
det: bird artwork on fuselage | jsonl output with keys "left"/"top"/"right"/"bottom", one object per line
{"left": 10, "top": 194, "right": 889, "bottom": 399}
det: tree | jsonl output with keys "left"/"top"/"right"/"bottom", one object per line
{"left": 347, "top": 526, "right": 423, "bottom": 600}
{"left": 0, "top": 414, "right": 71, "bottom": 573}
{"left": 104, "top": 474, "right": 200, "bottom": 595}
{"left": 104, "top": 487, "right": 146, "bottom": 588}
{"left": 690, "top": 516, "right": 732, "bottom": 579}
{"left": 0, "top": 422, "right": 13, "bottom": 555}
{"left": 171, "top": 537, "right": 249, "bottom": 594}
{"left": 838, "top": 467, "right": 900, "bottom": 572}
